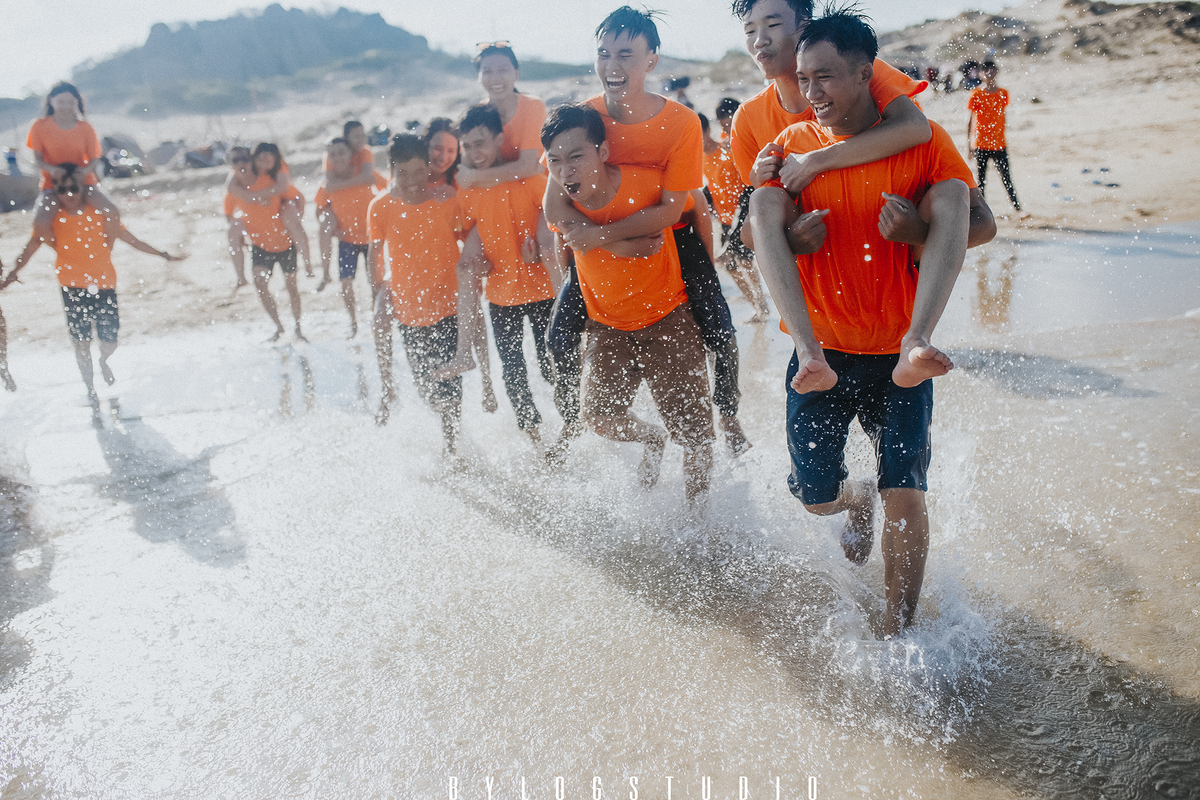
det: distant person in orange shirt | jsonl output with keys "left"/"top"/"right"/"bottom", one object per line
{"left": 968, "top": 61, "right": 1021, "bottom": 212}
{"left": 315, "top": 137, "right": 381, "bottom": 337}
{"left": 227, "top": 143, "right": 307, "bottom": 342}
{"left": 26, "top": 82, "right": 120, "bottom": 248}
{"left": 424, "top": 118, "right": 461, "bottom": 196}
{"left": 2, "top": 165, "right": 184, "bottom": 424}
{"left": 544, "top": 104, "right": 714, "bottom": 505}
{"left": 748, "top": 11, "right": 985, "bottom": 637}
{"left": 699, "top": 111, "right": 769, "bottom": 322}
{"left": 224, "top": 142, "right": 314, "bottom": 279}
{"left": 436, "top": 105, "right": 561, "bottom": 445}
{"left": 223, "top": 146, "right": 254, "bottom": 290}
{"left": 367, "top": 134, "right": 465, "bottom": 451}
{"left": 316, "top": 120, "right": 381, "bottom": 293}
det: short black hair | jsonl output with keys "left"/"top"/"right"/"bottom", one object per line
{"left": 473, "top": 45, "right": 520, "bottom": 72}
{"left": 326, "top": 137, "right": 349, "bottom": 149}
{"left": 459, "top": 104, "right": 504, "bottom": 138}
{"left": 45, "top": 81, "right": 85, "bottom": 117}
{"left": 697, "top": 112, "right": 710, "bottom": 134}
{"left": 53, "top": 163, "right": 81, "bottom": 192}
{"left": 389, "top": 133, "right": 429, "bottom": 166}
{"left": 251, "top": 142, "right": 282, "bottom": 179}
{"left": 715, "top": 97, "right": 740, "bottom": 121}
{"left": 730, "top": 0, "right": 813, "bottom": 27}
{"left": 595, "top": 6, "right": 662, "bottom": 53}
{"left": 797, "top": 5, "right": 877, "bottom": 65}
{"left": 343, "top": 120, "right": 363, "bottom": 138}
{"left": 541, "top": 103, "right": 607, "bottom": 150}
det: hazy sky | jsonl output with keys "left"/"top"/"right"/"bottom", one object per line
{"left": 3, "top": 0, "right": 1017, "bottom": 99}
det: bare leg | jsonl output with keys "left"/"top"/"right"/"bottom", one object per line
{"left": 280, "top": 198, "right": 313, "bottom": 277}
{"left": 97, "top": 340, "right": 118, "bottom": 385}
{"left": 283, "top": 271, "right": 304, "bottom": 340}
{"left": 341, "top": 278, "right": 357, "bottom": 338}
{"left": 879, "top": 488, "right": 929, "bottom": 637}
{"left": 253, "top": 266, "right": 286, "bottom": 341}
{"left": 803, "top": 479, "right": 877, "bottom": 566}
{"left": 434, "top": 255, "right": 488, "bottom": 380}
{"left": 33, "top": 191, "right": 58, "bottom": 249}
{"left": 72, "top": 340, "right": 101, "bottom": 424}
{"left": 747, "top": 187, "right": 837, "bottom": 394}
{"left": 0, "top": 307, "right": 14, "bottom": 391}
{"left": 683, "top": 443, "right": 713, "bottom": 503}
{"left": 589, "top": 412, "right": 668, "bottom": 490}
{"left": 317, "top": 209, "right": 336, "bottom": 291}
{"left": 227, "top": 222, "right": 248, "bottom": 289}
{"left": 372, "top": 289, "right": 394, "bottom": 425}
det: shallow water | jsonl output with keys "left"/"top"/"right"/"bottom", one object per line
{"left": 1, "top": 226, "right": 1198, "bottom": 798}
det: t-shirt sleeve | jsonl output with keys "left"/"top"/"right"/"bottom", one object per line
{"left": 663, "top": 110, "right": 704, "bottom": 194}
{"left": 26, "top": 119, "right": 43, "bottom": 152}
{"left": 729, "top": 107, "right": 759, "bottom": 186}
{"left": 367, "top": 197, "right": 386, "bottom": 241}
{"left": 517, "top": 97, "right": 547, "bottom": 153}
{"left": 869, "top": 59, "right": 927, "bottom": 114}
{"left": 82, "top": 122, "right": 102, "bottom": 160}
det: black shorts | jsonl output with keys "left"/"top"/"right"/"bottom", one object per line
{"left": 338, "top": 241, "right": 368, "bottom": 280}
{"left": 61, "top": 287, "right": 119, "bottom": 343}
{"left": 251, "top": 245, "right": 297, "bottom": 276}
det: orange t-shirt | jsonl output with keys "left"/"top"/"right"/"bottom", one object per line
{"left": 52, "top": 205, "right": 116, "bottom": 289}
{"left": 367, "top": 192, "right": 465, "bottom": 327}
{"left": 27, "top": 117, "right": 103, "bottom": 189}
{"left": 315, "top": 182, "right": 377, "bottom": 246}
{"left": 460, "top": 177, "right": 554, "bottom": 308}
{"left": 968, "top": 88, "right": 1009, "bottom": 150}
{"left": 574, "top": 167, "right": 687, "bottom": 332}
{"left": 225, "top": 174, "right": 292, "bottom": 252}
{"left": 703, "top": 145, "right": 746, "bottom": 226}
{"left": 322, "top": 146, "right": 376, "bottom": 173}
{"left": 773, "top": 120, "right": 973, "bottom": 355}
{"left": 501, "top": 94, "right": 547, "bottom": 163}
{"left": 584, "top": 95, "right": 703, "bottom": 193}
{"left": 730, "top": 59, "right": 927, "bottom": 185}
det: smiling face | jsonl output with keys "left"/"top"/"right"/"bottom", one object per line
{"left": 254, "top": 150, "right": 278, "bottom": 175}
{"left": 595, "top": 30, "right": 657, "bottom": 103}
{"left": 326, "top": 142, "right": 353, "bottom": 178}
{"left": 742, "top": 0, "right": 805, "bottom": 82}
{"left": 427, "top": 131, "right": 458, "bottom": 177}
{"left": 53, "top": 176, "right": 84, "bottom": 212}
{"left": 545, "top": 126, "right": 610, "bottom": 207}
{"left": 392, "top": 157, "right": 431, "bottom": 205}
{"left": 49, "top": 90, "right": 80, "bottom": 118}
{"left": 458, "top": 125, "right": 504, "bottom": 170}
{"left": 477, "top": 53, "right": 519, "bottom": 103}
{"left": 796, "top": 40, "right": 874, "bottom": 136}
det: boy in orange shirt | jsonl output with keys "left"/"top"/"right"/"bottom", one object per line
{"left": 3, "top": 165, "right": 184, "bottom": 424}
{"left": 315, "top": 137, "right": 381, "bottom": 337}
{"left": 367, "top": 134, "right": 465, "bottom": 452}
{"left": 544, "top": 104, "right": 713, "bottom": 505}
{"left": 968, "top": 61, "right": 1021, "bottom": 212}
{"left": 747, "top": 12, "right": 989, "bottom": 636}
{"left": 440, "top": 105, "right": 561, "bottom": 445}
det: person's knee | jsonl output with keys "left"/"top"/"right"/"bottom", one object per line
{"left": 803, "top": 499, "right": 841, "bottom": 516}
{"left": 748, "top": 186, "right": 793, "bottom": 224}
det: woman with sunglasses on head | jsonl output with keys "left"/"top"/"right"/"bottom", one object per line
{"left": 2, "top": 164, "right": 184, "bottom": 424}
{"left": 26, "top": 82, "right": 121, "bottom": 249}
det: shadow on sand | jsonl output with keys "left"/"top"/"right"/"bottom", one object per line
{"left": 949, "top": 348, "right": 1157, "bottom": 400}
{"left": 0, "top": 476, "right": 54, "bottom": 685}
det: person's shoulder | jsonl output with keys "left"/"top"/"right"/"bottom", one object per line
{"left": 776, "top": 119, "right": 824, "bottom": 148}
{"left": 584, "top": 94, "right": 607, "bottom": 114}
{"left": 518, "top": 93, "right": 546, "bottom": 113}
{"left": 659, "top": 97, "right": 699, "bottom": 125}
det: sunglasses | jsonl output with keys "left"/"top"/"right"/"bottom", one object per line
{"left": 54, "top": 184, "right": 80, "bottom": 195}
{"left": 476, "top": 40, "right": 511, "bottom": 51}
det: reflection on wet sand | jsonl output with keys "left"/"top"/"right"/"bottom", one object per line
{"left": 0, "top": 476, "right": 53, "bottom": 684}
{"left": 973, "top": 248, "right": 1017, "bottom": 330}
{"left": 949, "top": 349, "right": 1158, "bottom": 399}
{"left": 278, "top": 349, "right": 316, "bottom": 417}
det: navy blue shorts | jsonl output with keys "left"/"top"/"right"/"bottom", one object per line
{"left": 251, "top": 245, "right": 297, "bottom": 276}
{"left": 786, "top": 350, "right": 933, "bottom": 506}
{"left": 339, "top": 241, "right": 368, "bottom": 280}
{"left": 61, "top": 287, "right": 119, "bottom": 343}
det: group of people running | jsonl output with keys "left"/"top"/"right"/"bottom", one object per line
{"left": 1, "top": 0, "right": 1017, "bottom": 637}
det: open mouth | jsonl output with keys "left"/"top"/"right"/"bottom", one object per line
{"left": 811, "top": 102, "right": 833, "bottom": 116}
{"left": 604, "top": 77, "right": 627, "bottom": 92}
{"left": 564, "top": 182, "right": 582, "bottom": 197}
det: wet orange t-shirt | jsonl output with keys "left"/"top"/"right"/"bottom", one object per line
{"left": 460, "top": 177, "right": 554, "bottom": 308}
{"left": 315, "top": 182, "right": 377, "bottom": 246}
{"left": 52, "top": 205, "right": 116, "bottom": 289}
{"left": 367, "top": 192, "right": 465, "bottom": 327}
{"left": 773, "top": 120, "right": 973, "bottom": 355}
{"left": 703, "top": 145, "right": 746, "bottom": 226}
{"left": 502, "top": 94, "right": 548, "bottom": 163}
{"left": 968, "top": 87, "right": 1009, "bottom": 150}
{"left": 27, "top": 117, "right": 103, "bottom": 189}
{"left": 730, "top": 59, "right": 927, "bottom": 185}
{"left": 574, "top": 167, "right": 687, "bottom": 332}
{"left": 225, "top": 174, "right": 292, "bottom": 253}
{"left": 584, "top": 95, "right": 703, "bottom": 193}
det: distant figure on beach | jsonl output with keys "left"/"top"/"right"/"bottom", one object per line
{"left": 316, "top": 120, "right": 381, "bottom": 293}
{"left": 746, "top": 10, "right": 989, "bottom": 636}
{"left": 968, "top": 60, "right": 1021, "bottom": 212}
{"left": 2, "top": 164, "right": 184, "bottom": 424}
{"left": 439, "top": 104, "right": 561, "bottom": 447}
{"left": 223, "top": 146, "right": 254, "bottom": 289}
{"left": 26, "top": 82, "right": 120, "bottom": 248}
{"left": 544, "top": 103, "right": 714, "bottom": 505}
{"left": 224, "top": 140, "right": 314, "bottom": 279}
{"left": 226, "top": 143, "right": 308, "bottom": 341}
{"left": 367, "top": 134, "right": 465, "bottom": 450}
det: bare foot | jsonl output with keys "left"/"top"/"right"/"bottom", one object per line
{"left": 234, "top": 276, "right": 248, "bottom": 291}
{"left": 544, "top": 421, "right": 583, "bottom": 467}
{"left": 791, "top": 353, "right": 838, "bottom": 394}
{"left": 268, "top": 327, "right": 285, "bottom": 342}
{"left": 0, "top": 364, "right": 15, "bottom": 392}
{"left": 748, "top": 310, "right": 770, "bottom": 324}
{"left": 347, "top": 321, "right": 358, "bottom": 340}
{"left": 294, "top": 325, "right": 308, "bottom": 343}
{"left": 482, "top": 383, "right": 498, "bottom": 414}
{"left": 719, "top": 415, "right": 752, "bottom": 458}
{"left": 316, "top": 275, "right": 331, "bottom": 293}
{"left": 839, "top": 479, "right": 876, "bottom": 565}
{"left": 892, "top": 339, "right": 953, "bottom": 388}
{"left": 99, "top": 358, "right": 115, "bottom": 386}
{"left": 375, "top": 400, "right": 390, "bottom": 426}
{"left": 637, "top": 429, "right": 668, "bottom": 490}
{"left": 88, "top": 390, "right": 103, "bottom": 428}
{"left": 433, "top": 352, "right": 477, "bottom": 382}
